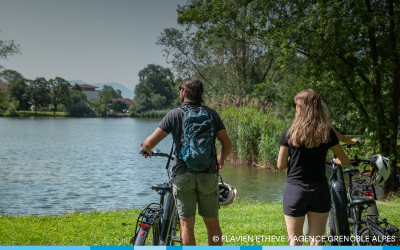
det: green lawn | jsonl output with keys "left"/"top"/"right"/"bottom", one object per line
{"left": 0, "top": 111, "right": 67, "bottom": 117}
{"left": 1, "top": 199, "right": 399, "bottom": 246}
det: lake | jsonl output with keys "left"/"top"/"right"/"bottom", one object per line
{"left": 0, "top": 117, "right": 383, "bottom": 216}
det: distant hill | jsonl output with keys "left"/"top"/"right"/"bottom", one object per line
{"left": 68, "top": 80, "right": 135, "bottom": 99}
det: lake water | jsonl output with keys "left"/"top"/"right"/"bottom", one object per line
{"left": 0, "top": 117, "right": 383, "bottom": 216}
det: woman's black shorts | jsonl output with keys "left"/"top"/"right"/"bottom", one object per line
{"left": 283, "top": 181, "right": 331, "bottom": 217}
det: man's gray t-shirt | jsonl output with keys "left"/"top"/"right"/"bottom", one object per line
{"left": 158, "top": 101, "right": 226, "bottom": 177}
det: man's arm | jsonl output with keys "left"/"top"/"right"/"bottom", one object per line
{"left": 141, "top": 127, "right": 168, "bottom": 158}
{"left": 216, "top": 129, "right": 232, "bottom": 169}
{"left": 332, "top": 127, "right": 357, "bottom": 145}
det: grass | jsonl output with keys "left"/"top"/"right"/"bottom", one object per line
{"left": 0, "top": 111, "right": 67, "bottom": 117}
{"left": 1, "top": 199, "right": 399, "bottom": 246}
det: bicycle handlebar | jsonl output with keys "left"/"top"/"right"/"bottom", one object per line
{"left": 139, "top": 150, "right": 175, "bottom": 160}
{"left": 341, "top": 139, "right": 365, "bottom": 149}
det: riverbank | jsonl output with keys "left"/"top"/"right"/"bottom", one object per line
{"left": 1, "top": 199, "right": 399, "bottom": 246}
{"left": 0, "top": 111, "right": 67, "bottom": 117}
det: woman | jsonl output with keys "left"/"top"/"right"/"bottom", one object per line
{"left": 277, "top": 89, "right": 350, "bottom": 246}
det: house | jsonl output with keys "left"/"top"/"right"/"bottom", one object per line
{"left": 79, "top": 84, "right": 100, "bottom": 101}
{"left": 0, "top": 82, "right": 8, "bottom": 91}
{"left": 110, "top": 98, "right": 136, "bottom": 108}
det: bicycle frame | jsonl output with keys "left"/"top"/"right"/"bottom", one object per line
{"left": 328, "top": 161, "right": 352, "bottom": 246}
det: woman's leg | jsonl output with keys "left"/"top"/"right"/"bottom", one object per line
{"left": 307, "top": 211, "right": 329, "bottom": 246}
{"left": 284, "top": 215, "right": 306, "bottom": 246}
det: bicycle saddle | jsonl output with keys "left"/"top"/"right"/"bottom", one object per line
{"left": 151, "top": 183, "right": 172, "bottom": 194}
{"left": 348, "top": 197, "right": 376, "bottom": 207}
{"left": 343, "top": 168, "right": 359, "bottom": 175}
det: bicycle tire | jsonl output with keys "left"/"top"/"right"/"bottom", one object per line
{"left": 350, "top": 185, "right": 379, "bottom": 216}
{"left": 167, "top": 209, "right": 180, "bottom": 246}
{"left": 329, "top": 187, "right": 352, "bottom": 245}
{"left": 133, "top": 222, "right": 161, "bottom": 246}
{"left": 359, "top": 226, "right": 389, "bottom": 246}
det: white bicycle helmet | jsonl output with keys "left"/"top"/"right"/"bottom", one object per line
{"left": 219, "top": 182, "right": 237, "bottom": 206}
{"left": 369, "top": 154, "right": 390, "bottom": 186}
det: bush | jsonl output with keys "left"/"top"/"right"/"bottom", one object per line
{"left": 5, "top": 100, "right": 19, "bottom": 116}
{"left": 66, "top": 95, "right": 96, "bottom": 117}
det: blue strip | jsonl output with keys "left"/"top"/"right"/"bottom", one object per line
{"left": 134, "top": 247, "right": 167, "bottom": 250}
{"left": 241, "top": 246, "right": 262, "bottom": 250}
{"left": 167, "top": 246, "right": 182, "bottom": 250}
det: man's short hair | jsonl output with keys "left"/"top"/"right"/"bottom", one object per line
{"left": 182, "top": 77, "right": 204, "bottom": 103}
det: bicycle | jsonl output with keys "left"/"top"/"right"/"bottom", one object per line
{"left": 129, "top": 148, "right": 182, "bottom": 246}
{"left": 346, "top": 153, "right": 400, "bottom": 246}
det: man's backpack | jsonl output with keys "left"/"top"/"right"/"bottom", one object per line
{"left": 178, "top": 106, "right": 216, "bottom": 171}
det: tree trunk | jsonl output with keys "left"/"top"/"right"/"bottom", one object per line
{"left": 383, "top": 0, "right": 400, "bottom": 190}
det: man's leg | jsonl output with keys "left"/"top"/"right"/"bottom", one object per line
{"left": 284, "top": 215, "right": 306, "bottom": 246}
{"left": 203, "top": 216, "right": 222, "bottom": 245}
{"left": 197, "top": 173, "right": 221, "bottom": 246}
{"left": 180, "top": 216, "right": 196, "bottom": 246}
{"left": 172, "top": 173, "right": 197, "bottom": 246}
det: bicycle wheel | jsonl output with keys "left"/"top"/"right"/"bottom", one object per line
{"left": 167, "top": 209, "right": 180, "bottom": 246}
{"left": 329, "top": 188, "right": 352, "bottom": 245}
{"left": 133, "top": 222, "right": 161, "bottom": 246}
{"left": 350, "top": 185, "right": 379, "bottom": 216}
{"left": 359, "top": 226, "right": 388, "bottom": 246}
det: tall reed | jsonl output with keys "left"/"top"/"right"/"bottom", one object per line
{"left": 218, "top": 105, "right": 288, "bottom": 167}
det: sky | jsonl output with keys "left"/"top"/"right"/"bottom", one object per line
{"left": 0, "top": 0, "right": 186, "bottom": 90}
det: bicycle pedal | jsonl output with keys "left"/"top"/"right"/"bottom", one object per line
{"left": 171, "top": 236, "right": 183, "bottom": 243}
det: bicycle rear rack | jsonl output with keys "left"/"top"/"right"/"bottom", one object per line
{"left": 130, "top": 203, "right": 164, "bottom": 244}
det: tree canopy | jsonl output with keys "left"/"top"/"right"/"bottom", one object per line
{"left": 157, "top": 0, "right": 400, "bottom": 188}
{"left": 133, "top": 64, "right": 177, "bottom": 112}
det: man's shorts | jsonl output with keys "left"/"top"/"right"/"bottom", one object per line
{"left": 172, "top": 172, "right": 219, "bottom": 219}
{"left": 283, "top": 181, "right": 331, "bottom": 217}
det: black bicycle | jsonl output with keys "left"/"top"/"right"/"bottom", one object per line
{"left": 346, "top": 154, "right": 400, "bottom": 246}
{"left": 129, "top": 148, "right": 182, "bottom": 246}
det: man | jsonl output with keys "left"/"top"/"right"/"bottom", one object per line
{"left": 140, "top": 77, "right": 232, "bottom": 246}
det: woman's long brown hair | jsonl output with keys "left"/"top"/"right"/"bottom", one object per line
{"left": 288, "top": 89, "right": 331, "bottom": 148}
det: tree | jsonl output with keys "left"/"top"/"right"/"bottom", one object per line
{"left": 134, "top": 93, "right": 153, "bottom": 113}
{"left": 0, "top": 31, "right": 20, "bottom": 68}
{"left": 71, "top": 83, "right": 82, "bottom": 91}
{"left": 231, "top": 0, "right": 400, "bottom": 188}
{"left": 109, "top": 100, "right": 127, "bottom": 113}
{"left": 69, "top": 89, "right": 88, "bottom": 102}
{"left": 134, "top": 64, "right": 176, "bottom": 107}
{"left": 157, "top": 2, "right": 281, "bottom": 101}
{"left": 0, "top": 69, "right": 24, "bottom": 82}
{"left": 48, "top": 77, "right": 71, "bottom": 114}
{"left": 151, "top": 94, "right": 167, "bottom": 109}
{"left": 24, "top": 77, "right": 51, "bottom": 113}
{"left": 7, "top": 78, "right": 29, "bottom": 111}
{"left": 99, "top": 85, "right": 122, "bottom": 105}
{"left": 66, "top": 94, "right": 95, "bottom": 117}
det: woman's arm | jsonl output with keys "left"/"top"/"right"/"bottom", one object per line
{"left": 330, "top": 143, "right": 350, "bottom": 167}
{"left": 277, "top": 146, "right": 289, "bottom": 170}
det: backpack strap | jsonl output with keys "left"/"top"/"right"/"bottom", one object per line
{"left": 177, "top": 106, "right": 186, "bottom": 114}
